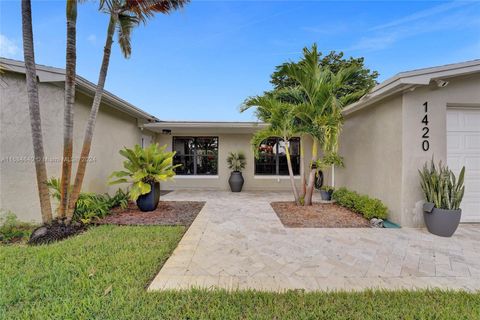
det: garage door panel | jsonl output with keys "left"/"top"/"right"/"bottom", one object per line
{"left": 465, "top": 134, "right": 480, "bottom": 150}
{"left": 464, "top": 112, "right": 480, "bottom": 129}
{"left": 447, "top": 134, "right": 462, "bottom": 150}
{"left": 447, "top": 108, "right": 480, "bottom": 223}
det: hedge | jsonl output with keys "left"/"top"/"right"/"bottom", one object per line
{"left": 332, "top": 187, "right": 388, "bottom": 220}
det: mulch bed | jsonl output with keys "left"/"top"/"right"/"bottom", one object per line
{"left": 271, "top": 202, "right": 370, "bottom": 228}
{"left": 97, "top": 201, "right": 205, "bottom": 226}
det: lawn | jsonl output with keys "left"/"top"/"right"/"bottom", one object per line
{"left": 1, "top": 225, "right": 479, "bottom": 319}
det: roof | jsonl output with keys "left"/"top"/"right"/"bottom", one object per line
{"left": 343, "top": 59, "right": 480, "bottom": 116}
{"left": 144, "top": 121, "right": 268, "bottom": 134}
{"left": 0, "top": 57, "right": 159, "bottom": 122}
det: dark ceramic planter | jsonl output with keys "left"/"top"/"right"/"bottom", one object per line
{"left": 423, "top": 203, "right": 461, "bottom": 237}
{"left": 136, "top": 181, "right": 160, "bottom": 212}
{"left": 228, "top": 171, "right": 244, "bottom": 192}
{"left": 320, "top": 190, "right": 333, "bottom": 201}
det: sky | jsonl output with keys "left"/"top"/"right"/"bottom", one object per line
{"left": 0, "top": 0, "right": 479, "bottom": 121}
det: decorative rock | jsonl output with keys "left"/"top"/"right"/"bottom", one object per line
{"left": 370, "top": 218, "right": 384, "bottom": 228}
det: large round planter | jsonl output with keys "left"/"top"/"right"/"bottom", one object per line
{"left": 228, "top": 171, "right": 244, "bottom": 192}
{"left": 136, "top": 181, "right": 160, "bottom": 212}
{"left": 423, "top": 206, "right": 461, "bottom": 237}
{"left": 320, "top": 190, "right": 332, "bottom": 201}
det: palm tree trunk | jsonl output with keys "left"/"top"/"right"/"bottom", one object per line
{"left": 59, "top": 0, "right": 77, "bottom": 218}
{"left": 21, "top": 0, "right": 53, "bottom": 223}
{"left": 66, "top": 16, "right": 115, "bottom": 218}
{"left": 285, "top": 138, "right": 300, "bottom": 205}
{"left": 300, "top": 138, "right": 306, "bottom": 198}
{"left": 304, "top": 138, "right": 318, "bottom": 206}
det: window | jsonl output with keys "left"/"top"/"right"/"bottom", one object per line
{"left": 173, "top": 137, "right": 218, "bottom": 175}
{"left": 255, "top": 137, "right": 300, "bottom": 175}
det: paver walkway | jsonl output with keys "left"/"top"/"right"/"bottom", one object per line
{"left": 149, "top": 190, "right": 480, "bottom": 292}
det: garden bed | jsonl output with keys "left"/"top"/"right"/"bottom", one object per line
{"left": 97, "top": 201, "right": 205, "bottom": 226}
{"left": 271, "top": 202, "right": 370, "bottom": 228}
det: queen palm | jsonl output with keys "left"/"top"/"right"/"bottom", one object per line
{"left": 59, "top": 0, "right": 79, "bottom": 218}
{"left": 241, "top": 95, "right": 302, "bottom": 205}
{"left": 21, "top": 0, "right": 53, "bottom": 223}
{"left": 282, "top": 44, "right": 366, "bottom": 205}
{"left": 67, "top": 0, "right": 189, "bottom": 217}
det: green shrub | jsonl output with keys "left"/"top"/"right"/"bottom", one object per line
{"left": 332, "top": 187, "right": 388, "bottom": 220}
{"left": 0, "top": 211, "right": 36, "bottom": 244}
{"left": 47, "top": 178, "right": 129, "bottom": 223}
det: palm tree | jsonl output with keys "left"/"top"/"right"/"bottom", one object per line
{"left": 21, "top": 0, "right": 53, "bottom": 223}
{"left": 66, "top": 0, "right": 189, "bottom": 217}
{"left": 282, "top": 44, "right": 365, "bottom": 205}
{"left": 241, "top": 95, "right": 301, "bottom": 205}
{"left": 59, "top": 0, "right": 78, "bottom": 218}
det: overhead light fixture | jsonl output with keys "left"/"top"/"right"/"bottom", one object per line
{"left": 162, "top": 129, "right": 172, "bottom": 135}
{"left": 435, "top": 79, "right": 449, "bottom": 88}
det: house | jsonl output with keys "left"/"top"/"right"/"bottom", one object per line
{"left": 1, "top": 57, "right": 479, "bottom": 226}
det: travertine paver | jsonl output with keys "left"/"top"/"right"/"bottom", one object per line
{"left": 149, "top": 190, "right": 480, "bottom": 292}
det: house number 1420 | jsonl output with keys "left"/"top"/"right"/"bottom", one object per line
{"left": 421, "top": 101, "right": 429, "bottom": 151}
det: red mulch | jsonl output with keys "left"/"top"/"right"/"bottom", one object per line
{"left": 97, "top": 201, "right": 205, "bottom": 226}
{"left": 271, "top": 202, "right": 370, "bottom": 228}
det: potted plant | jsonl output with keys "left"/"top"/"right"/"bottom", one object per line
{"left": 320, "top": 185, "right": 334, "bottom": 201}
{"left": 110, "top": 144, "right": 179, "bottom": 212}
{"left": 227, "top": 152, "right": 246, "bottom": 192}
{"left": 419, "top": 159, "right": 465, "bottom": 237}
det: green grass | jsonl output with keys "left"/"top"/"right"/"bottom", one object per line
{"left": 1, "top": 225, "right": 479, "bottom": 319}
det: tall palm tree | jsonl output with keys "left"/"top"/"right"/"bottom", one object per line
{"left": 21, "top": 0, "right": 53, "bottom": 223}
{"left": 59, "top": 0, "right": 78, "bottom": 218}
{"left": 67, "top": 0, "right": 189, "bottom": 217}
{"left": 241, "top": 95, "right": 301, "bottom": 205}
{"left": 283, "top": 44, "right": 365, "bottom": 205}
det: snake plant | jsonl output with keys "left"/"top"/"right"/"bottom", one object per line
{"left": 418, "top": 159, "right": 465, "bottom": 210}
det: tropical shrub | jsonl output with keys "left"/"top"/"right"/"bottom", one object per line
{"left": 110, "top": 144, "right": 179, "bottom": 201}
{"left": 0, "top": 211, "right": 36, "bottom": 244}
{"left": 226, "top": 152, "right": 247, "bottom": 172}
{"left": 332, "top": 187, "right": 388, "bottom": 219}
{"left": 47, "top": 178, "right": 129, "bottom": 223}
{"left": 419, "top": 159, "right": 465, "bottom": 210}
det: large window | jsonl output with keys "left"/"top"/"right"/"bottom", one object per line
{"left": 255, "top": 137, "right": 300, "bottom": 175}
{"left": 173, "top": 137, "right": 218, "bottom": 175}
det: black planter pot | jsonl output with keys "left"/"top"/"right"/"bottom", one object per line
{"left": 228, "top": 171, "right": 244, "bottom": 192}
{"left": 136, "top": 181, "right": 160, "bottom": 212}
{"left": 320, "top": 190, "right": 333, "bottom": 201}
{"left": 423, "top": 203, "right": 461, "bottom": 237}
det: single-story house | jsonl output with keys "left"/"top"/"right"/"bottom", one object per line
{"left": 1, "top": 57, "right": 479, "bottom": 226}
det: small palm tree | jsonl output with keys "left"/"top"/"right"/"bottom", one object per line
{"left": 67, "top": 0, "right": 190, "bottom": 217}
{"left": 21, "top": 0, "right": 53, "bottom": 223}
{"left": 281, "top": 44, "right": 366, "bottom": 205}
{"left": 227, "top": 152, "right": 246, "bottom": 172}
{"left": 241, "top": 95, "right": 302, "bottom": 205}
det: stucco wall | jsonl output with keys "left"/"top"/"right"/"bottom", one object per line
{"left": 0, "top": 72, "right": 147, "bottom": 222}
{"left": 401, "top": 73, "right": 480, "bottom": 227}
{"left": 336, "top": 95, "right": 403, "bottom": 224}
{"left": 156, "top": 132, "right": 313, "bottom": 192}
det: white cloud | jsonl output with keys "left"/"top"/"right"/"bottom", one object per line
{"left": 349, "top": 2, "right": 480, "bottom": 52}
{"left": 87, "top": 34, "right": 97, "bottom": 45}
{"left": 0, "top": 34, "right": 21, "bottom": 58}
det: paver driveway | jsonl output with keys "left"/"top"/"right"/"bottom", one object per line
{"left": 149, "top": 190, "right": 480, "bottom": 292}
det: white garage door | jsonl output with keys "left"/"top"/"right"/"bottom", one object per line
{"left": 447, "top": 108, "right": 480, "bottom": 222}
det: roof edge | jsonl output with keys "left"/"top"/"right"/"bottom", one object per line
{"left": 0, "top": 57, "right": 159, "bottom": 122}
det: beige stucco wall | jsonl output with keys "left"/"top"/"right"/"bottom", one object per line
{"left": 156, "top": 132, "right": 313, "bottom": 192}
{"left": 401, "top": 73, "right": 480, "bottom": 227}
{"left": 336, "top": 95, "right": 403, "bottom": 224}
{"left": 0, "top": 72, "right": 149, "bottom": 222}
